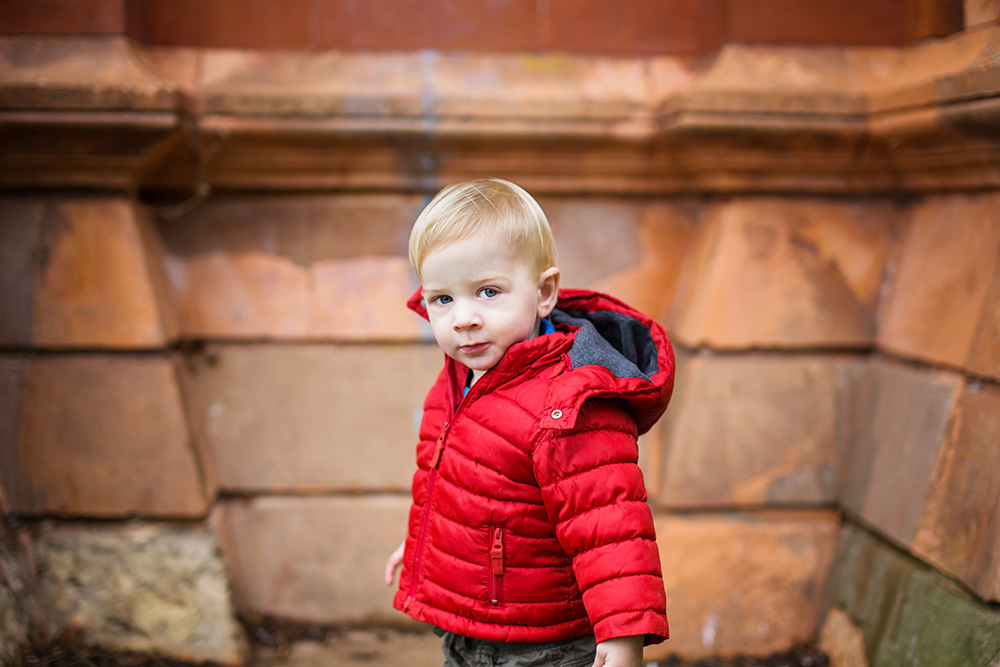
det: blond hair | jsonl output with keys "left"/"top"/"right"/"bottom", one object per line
{"left": 409, "top": 179, "right": 557, "bottom": 280}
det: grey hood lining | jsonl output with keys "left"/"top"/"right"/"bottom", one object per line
{"left": 549, "top": 308, "right": 659, "bottom": 382}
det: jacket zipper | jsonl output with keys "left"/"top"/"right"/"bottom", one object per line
{"left": 404, "top": 419, "right": 451, "bottom": 611}
{"left": 405, "top": 372, "right": 481, "bottom": 610}
{"left": 490, "top": 526, "right": 504, "bottom": 606}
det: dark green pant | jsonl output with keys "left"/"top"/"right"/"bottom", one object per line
{"left": 441, "top": 632, "right": 597, "bottom": 667}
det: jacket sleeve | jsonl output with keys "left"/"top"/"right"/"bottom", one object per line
{"left": 533, "top": 398, "right": 670, "bottom": 646}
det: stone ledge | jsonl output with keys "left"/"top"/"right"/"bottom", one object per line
{"left": 1, "top": 27, "right": 999, "bottom": 193}
{"left": 0, "top": 37, "right": 179, "bottom": 111}
{"left": 0, "top": 37, "right": 184, "bottom": 190}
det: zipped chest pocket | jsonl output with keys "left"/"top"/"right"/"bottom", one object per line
{"left": 490, "top": 526, "right": 504, "bottom": 607}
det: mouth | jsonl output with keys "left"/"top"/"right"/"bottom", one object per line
{"left": 459, "top": 342, "right": 489, "bottom": 354}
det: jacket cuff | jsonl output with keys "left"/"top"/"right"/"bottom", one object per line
{"left": 592, "top": 609, "right": 669, "bottom": 646}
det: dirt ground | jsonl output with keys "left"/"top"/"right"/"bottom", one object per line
{"left": 26, "top": 629, "right": 830, "bottom": 667}
{"left": 248, "top": 629, "right": 830, "bottom": 667}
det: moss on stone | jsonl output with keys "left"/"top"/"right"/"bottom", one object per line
{"left": 826, "top": 524, "right": 1000, "bottom": 667}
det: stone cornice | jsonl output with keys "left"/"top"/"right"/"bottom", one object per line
{"left": 1, "top": 27, "right": 999, "bottom": 194}
{"left": 0, "top": 37, "right": 184, "bottom": 190}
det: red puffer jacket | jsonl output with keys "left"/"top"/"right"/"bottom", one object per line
{"left": 393, "top": 289, "right": 674, "bottom": 646}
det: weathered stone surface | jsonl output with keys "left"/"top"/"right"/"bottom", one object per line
{"left": 190, "top": 344, "right": 441, "bottom": 492}
{"left": 656, "top": 353, "right": 845, "bottom": 508}
{"left": 670, "top": 199, "right": 895, "bottom": 349}
{"left": 829, "top": 524, "right": 1000, "bottom": 667}
{"left": 545, "top": 198, "right": 694, "bottom": 325}
{"left": 840, "top": 359, "right": 961, "bottom": 549}
{"left": 0, "top": 200, "right": 41, "bottom": 346}
{"left": 199, "top": 50, "right": 424, "bottom": 118}
{"left": 0, "top": 37, "right": 182, "bottom": 189}
{"left": 966, "top": 261, "right": 1000, "bottom": 381}
{"left": 647, "top": 511, "right": 840, "bottom": 660}
{"left": 687, "top": 44, "right": 866, "bottom": 116}
{"left": 0, "top": 37, "right": 176, "bottom": 111}
{"left": 257, "top": 630, "right": 442, "bottom": 667}
{"left": 159, "top": 195, "right": 426, "bottom": 341}
{"left": 1, "top": 355, "right": 211, "bottom": 517}
{"left": 0, "top": 357, "right": 22, "bottom": 515}
{"left": 878, "top": 193, "right": 1000, "bottom": 370}
{"left": 0, "top": 198, "right": 178, "bottom": 348}
{"left": 430, "top": 53, "right": 649, "bottom": 120}
{"left": 0, "top": 526, "right": 33, "bottom": 667}
{"left": 819, "top": 606, "right": 868, "bottom": 667}
{"left": 966, "top": 0, "right": 1000, "bottom": 29}
{"left": 914, "top": 381, "right": 1000, "bottom": 602}
{"left": 858, "top": 24, "right": 1000, "bottom": 114}
{"left": 35, "top": 521, "right": 245, "bottom": 664}
{"left": 214, "top": 496, "right": 412, "bottom": 625}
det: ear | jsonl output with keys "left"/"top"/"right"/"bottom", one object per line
{"left": 536, "top": 266, "right": 560, "bottom": 318}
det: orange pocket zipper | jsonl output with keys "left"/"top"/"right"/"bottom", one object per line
{"left": 490, "top": 527, "right": 504, "bottom": 606}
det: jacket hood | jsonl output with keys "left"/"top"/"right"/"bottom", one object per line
{"left": 407, "top": 288, "right": 674, "bottom": 435}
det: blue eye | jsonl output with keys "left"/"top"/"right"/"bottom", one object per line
{"left": 480, "top": 287, "right": 499, "bottom": 298}
{"left": 436, "top": 295, "right": 453, "bottom": 305}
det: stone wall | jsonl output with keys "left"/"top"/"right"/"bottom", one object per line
{"left": 2, "top": 5, "right": 1000, "bottom": 665}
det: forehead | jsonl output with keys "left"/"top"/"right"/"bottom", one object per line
{"left": 420, "top": 237, "right": 533, "bottom": 284}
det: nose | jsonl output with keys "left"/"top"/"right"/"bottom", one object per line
{"left": 452, "top": 301, "right": 482, "bottom": 330}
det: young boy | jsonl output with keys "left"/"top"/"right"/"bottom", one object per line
{"left": 385, "top": 179, "right": 674, "bottom": 667}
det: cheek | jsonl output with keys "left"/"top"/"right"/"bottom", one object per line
{"left": 426, "top": 314, "right": 448, "bottom": 340}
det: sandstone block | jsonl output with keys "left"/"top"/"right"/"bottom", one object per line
{"left": 670, "top": 198, "right": 895, "bottom": 349}
{"left": 840, "top": 359, "right": 961, "bottom": 549}
{"left": 914, "top": 381, "right": 1000, "bottom": 602}
{"left": 1, "top": 355, "right": 211, "bottom": 517}
{"left": 159, "top": 195, "right": 426, "bottom": 341}
{"left": 829, "top": 524, "right": 1000, "bottom": 667}
{"left": 647, "top": 511, "right": 840, "bottom": 659}
{"left": 878, "top": 193, "right": 1000, "bottom": 370}
{"left": 190, "top": 343, "right": 442, "bottom": 492}
{"left": 544, "top": 198, "right": 694, "bottom": 325}
{"left": 264, "top": 630, "right": 442, "bottom": 667}
{"left": 688, "top": 44, "right": 866, "bottom": 116}
{"left": 0, "top": 200, "right": 41, "bottom": 346}
{"left": 0, "top": 358, "right": 21, "bottom": 516}
{"left": 200, "top": 51, "right": 424, "bottom": 118}
{"left": 0, "top": 37, "right": 176, "bottom": 112}
{"left": 819, "top": 606, "right": 868, "bottom": 667}
{"left": 430, "top": 53, "right": 647, "bottom": 120}
{"left": 966, "top": 261, "right": 1000, "bottom": 381}
{"left": 213, "top": 496, "right": 412, "bottom": 625}
{"left": 0, "top": 198, "right": 177, "bottom": 348}
{"left": 35, "top": 521, "right": 245, "bottom": 664}
{"left": 965, "top": 0, "right": 1000, "bottom": 28}
{"left": 656, "top": 352, "right": 844, "bottom": 508}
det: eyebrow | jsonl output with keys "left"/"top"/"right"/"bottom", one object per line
{"left": 423, "top": 273, "right": 510, "bottom": 290}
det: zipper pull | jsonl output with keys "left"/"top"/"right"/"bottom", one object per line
{"left": 430, "top": 422, "right": 449, "bottom": 468}
{"left": 491, "top": 527, "right": 504, "bottom": 575}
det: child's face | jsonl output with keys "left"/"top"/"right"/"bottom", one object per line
{"left": 420, "top": 236, "right": 557, "bottom": 382}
